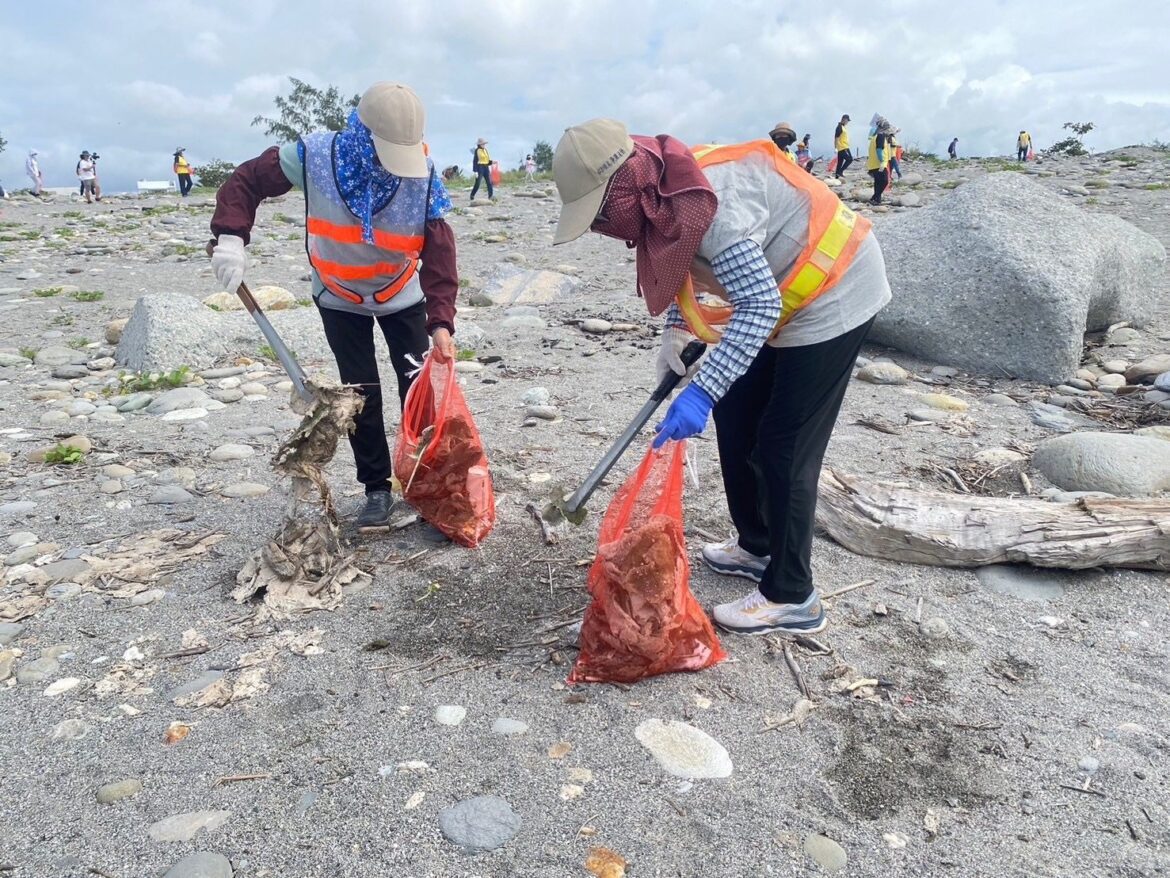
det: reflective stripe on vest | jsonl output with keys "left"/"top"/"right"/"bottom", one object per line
{"left": 302, "top": 131, "right": 429, "bottom": 306}
{"left": 678, "top": 140, "right": 871, "bottom": 341}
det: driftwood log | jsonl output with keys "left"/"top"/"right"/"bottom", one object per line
{"left": 816, "top": 469, "right": 1170, "bottom": 570}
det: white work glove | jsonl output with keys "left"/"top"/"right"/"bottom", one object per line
{"left": 656, "top": 326, "right": 701, "bottom": 387}
{"left": 211, "top": 234, "right": 246, "bottom": 294}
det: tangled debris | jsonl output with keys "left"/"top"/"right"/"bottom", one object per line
{"left": 0, "top": 529, "right": 225, "bottom": 622}
{"left": 234, "top": 378, "right": 371, "bottom": 618}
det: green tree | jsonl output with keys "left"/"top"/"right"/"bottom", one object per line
{"left": 194, "top": 158, "right": 237, "bottom": 189}
{"left": 252, "top": 78, "right": 360, "bottom": 143}
{"left": 0, "top": 130, "right": 7, "bottom": 157}
{"left": 532, "top": 140, "right": 553, "bottom": 173}
{"left": 1047, "top": 121, "right": 1095, "bottom": 157}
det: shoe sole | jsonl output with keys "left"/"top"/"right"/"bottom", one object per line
{"left": 714, "top": 615, "right": 828, "bottom": 636}
{"left": 701, "top": 555, "right": 766, "bottom": 583}
{"left": 356, "top": 522, "right": 392, "bottom": 533}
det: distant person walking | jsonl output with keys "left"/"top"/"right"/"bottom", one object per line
{"left": 26, "top": 150, "right": 43, "bottom": 196}
{"left": 470, "top": 138, "right": 494, "bottom": 201}
{"left": 833, "top": 115, "right": 852, "bottom": 178}
{"left": 867, "top": 118, "right": 893, "bottom": 205}
{"left": 1017, "top": 130, "right": 1031, "bottom": 162}
{"left": 887, "top": 130, "right": 903, "bottom": 180}
{"left": 948, "top": 137, "right": 959, "bottom": 160}
{"left": 91, "top": 152, "right": 103, "bottom": 201}
{"left": 524, "top": 153, "right": 537, "bottom": 181}
{"left": 174, "top": 148, "right": 194, "bottom": 197}
{"left": 77, "top": 151, "right": 97, "bottom": 203}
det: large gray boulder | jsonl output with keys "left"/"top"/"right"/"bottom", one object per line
{"left": 872, "top": 173, "right": 1165, "bottom": 384}
{"left": 116, "top": 294, "right": 235, "bottom": 372}
{"left": 1032, "top": 432, "right": 1170, "bottom": 497}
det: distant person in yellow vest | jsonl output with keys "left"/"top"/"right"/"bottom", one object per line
{"left": 551, "top": 118, "right": 890, "bottom": 636}
{"left": 768, "top": 122, "right": 797, "bottom": 162}
{"left": 866, "top": 117, "right": 894, "bottom": 205}
{"left": 174, "top": 148, "right": 194, "bottom": 197}
{"left": 470, "top": 138, "right": 494, "bottom": 201}
{"left": 1017, "top": 130, "right": 1032, "bottom": 162}
{"left": 833, "top": 114, "right": 852, "bottom": 178}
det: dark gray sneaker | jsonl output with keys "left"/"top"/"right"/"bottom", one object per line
{"left": 356, "top": 490, "right": 394, "bottom": 532}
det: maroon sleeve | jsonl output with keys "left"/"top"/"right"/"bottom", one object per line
{"left": 209, "top": 146, "right": 294, "bottom": 246}
{"left": 418, "top": 218, "right": 458, "bottom": 336}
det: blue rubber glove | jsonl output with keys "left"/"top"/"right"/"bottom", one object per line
{"left": 653, "top": 384, "right": 714, "bottom": 449}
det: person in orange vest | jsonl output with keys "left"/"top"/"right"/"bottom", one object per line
{"left": 552, "top": 119, "right": 891, "bottom": 635}
{"left": 208, "top": 82, "right": 459, "bottom": 532}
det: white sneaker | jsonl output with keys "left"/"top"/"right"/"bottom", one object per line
{"left": 701, "top": 536, "right": 769, "bottom": 582}
{"left": 713, "top": 589, "right": 827, "bottom": 635}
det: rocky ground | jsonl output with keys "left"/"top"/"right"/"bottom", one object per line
{"left": 0, "top": 148, "right": 1168, "bottom": 878}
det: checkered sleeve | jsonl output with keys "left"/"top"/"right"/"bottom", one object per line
{"left": 692, "top": 240, "right": 781, "bottom": 402}
{"left": 662, "top": 301, "right": 686, "bottom": 331}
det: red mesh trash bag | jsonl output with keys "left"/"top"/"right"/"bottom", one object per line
{"left": 393, "top": 355, "right": 495, "bottom": 547}
{"left": 568, "top": 441, "right": 727, "bottom": 684}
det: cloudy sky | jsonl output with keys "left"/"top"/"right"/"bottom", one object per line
{"left": 2, "top": 0, "right": 1168, "bottom": 193}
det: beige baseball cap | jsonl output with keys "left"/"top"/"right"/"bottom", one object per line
{"left": 357, "top": 82, "right": 428, "bottom": 178}
{"left": 552, "top": 118, "right": 635, "bottom": 245}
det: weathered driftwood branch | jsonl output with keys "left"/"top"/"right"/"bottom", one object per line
{"left": 816, "top": 469, "right": 1170, "bottom": 570}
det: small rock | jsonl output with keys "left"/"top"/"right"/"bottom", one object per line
{"left": 16, "top": 656, "right": 59, "bottom": 684}
{"left": 103, "top": 464, "right": 135, "bottom": 478}
{"left": 130, "top": 588, "right": 165, "bottom": 607}
{"left": 6, "top": 532, "right": 38, "bottom": 548}
{"left": 492, "top": 717, "right": 529, "bottom": 736}
{"left": 920, "top": 617, "right": 950, "bottom": 639}
{"left": 148, "top": 811, "right": 232, "bottom": 843}
{"left": 220, "top": 482, "right": 269, "bottom": 499}
{"left": 526, "top": 405, "right": 560, "bottom": 421}
{"left": 972, "top": 448, "right": 1026, "bottom": 466}
{"left": 635, "top": 719, "right": 733, "bottom": 778}
{"left": 1033, "top": 432, "right": 1170, "bottom": 496}
{"left": 162, "top": 852, "right": 233, "bottom": 878}
{"left": 148, "top": 486, "right": 196, "bottom": 505}
{"left": 434, "top": 705, "right": 467, "bottom": 726}
{"left": 99, "top": 479, "right": 124, "bottom": 494}
{"left": 0, "top": 622, "right": 25, "bottom": 645}
{"left": 521, "top": 387, "right": 550, "bottom": 406}
{"left": 146, "top": 387, "right": 210, "bottom": 415}
{"left": 208, "top": 443, "right": 254, "bottom": 462}
{"left": 1078, "top": 756, "right": 1100, "bottom": 773}
{"left": 161, "top": 407, "right": 209, "bottom": 422}
{"left": 116, "top": 392, "right": 155, "bottom": 412}
{"left": 581, "top": 318, "right": 613, "bottom": 334}
{"left": 97, "top": 778, "right": 144, "bottom": 805}
{"left": 41, "top": 558, "right": 89, "bottom": 582}
{"left": 437, "top": 796, "right": 522, "bottom": 853}
{"left": 46, "top": 582, "right": 82, "bottom": 600}
{"left": 1097, "top": 373, "right": 1126, "bottom": 389}
{"left": 856, "top": 362, "right": 910, "bottom": 385}
{"left": 50, "top": 718, "right": 90, "bottom": 740}
{"left": 803, "top": 834, "right": 848, "bottom": 873}
{"left": 1106, "top": 327, "right": 1141, "bottom": 346}
{"left": 1101, "top": 359, "right": 1128, "bottom": 374}
{"left": 1125, "top": 355, "right": 1170, "bottom": 384}
{"left": 105, "top": 318, "right": 129, "bottom": 345}
{"left": 0, "top": 500, "right": 37, "bottom": 517}
{"left": 1135, "top": 426, "right": 1170, "bottom": 443}
{"left": 1039, "top": 615, "right": 1065, "bottom": 629}
{"left": 44, "top": 677, "right": 81, "bottom": 697}
{"left": 918, "top": 392, "right": 969, "bottom": 412}
{"left": 454, "top": 360, "right": 484, "bottom": 374}
{"left": 239, "top": 382, "right": 267, "bottom": 396}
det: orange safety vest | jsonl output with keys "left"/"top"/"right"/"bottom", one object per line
{"left": 677, "top": 140, "right": 872, "bottom": 342}
{"left": 301, "top": 131, "right": 429, "bottom": 311}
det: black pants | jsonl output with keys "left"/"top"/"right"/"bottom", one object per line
{"left": 470, "top": 167, "right": 493, "bottom": 199}
{"left": 869, "top": 168, "right": 889, "bottom": 203}
{"left": 178, "top": 174, "right": 193, "bottom": 196}
{"left": 835, "top": 149, "right": 853, "bottom": 177}
{"left": 712, "top": 317, "right": 874, "bottom": 604}
{"left": 317, "top": 301, "right": 430, "bottom": 493}
{"left": 1017, "top": 147, "right": 1027, "bottom": 162}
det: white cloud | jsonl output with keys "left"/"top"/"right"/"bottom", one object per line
{"left": 1, "top": 0, "right": 1168, "bottom": 192}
